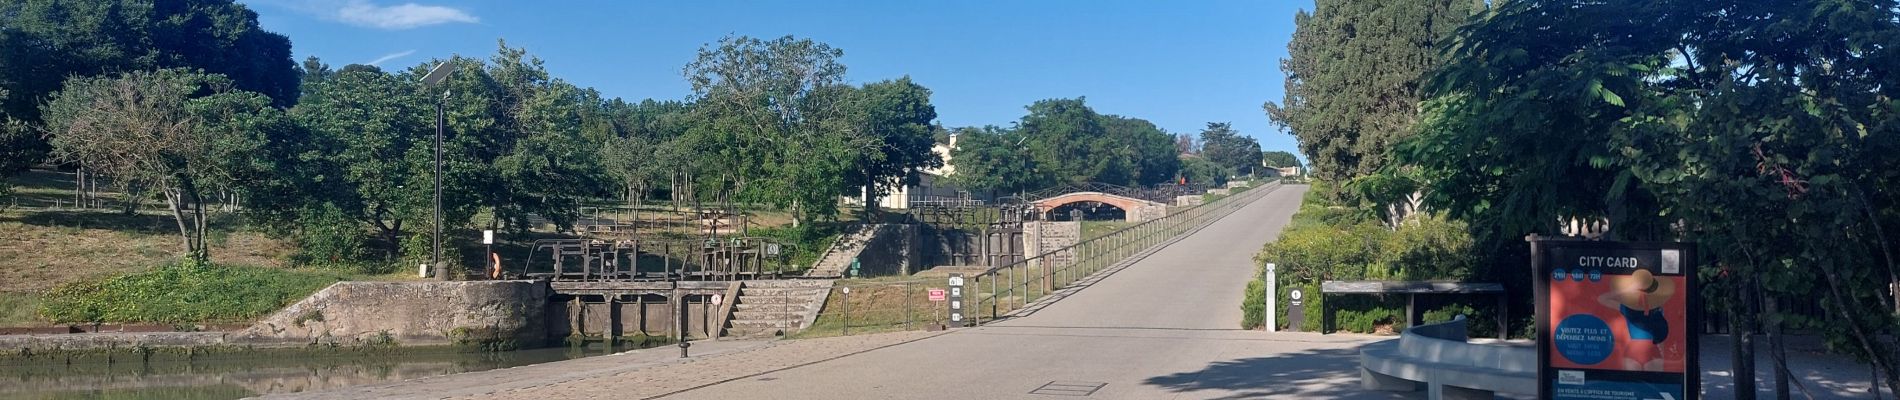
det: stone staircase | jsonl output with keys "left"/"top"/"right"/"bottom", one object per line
{"left": 721, "top": 280, "right": 833, "bottom": 339}
{"left": 804, "top": 226, "right": 877, "bottom": 277}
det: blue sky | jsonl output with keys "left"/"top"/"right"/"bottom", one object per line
{"left": 241, "top": 0, "right": 1312, "bottom": 159}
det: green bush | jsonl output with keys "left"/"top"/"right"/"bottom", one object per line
{"left": 1377, "top": 215, "right": 1476, "bottom": 280}
{"left": 289, "top": 204, "right": 378, "bottom": 272}
{"left": 1420, "top": 302, "right": 1502, "bottom": 339}
{"left": 1243, "top": 180, "right": 1481, "bottom": 333}
{"left": 39, "top": 261, "right": 350, "bottom": 324}
{"left": 1241, "top": 279, "right": 1265, "bottom": 329}
{"left": 752, "top": 224, "right": 841, "bottom": 271}
{"left": 1335, "top": 307, "right": 1402, "bottom": 333}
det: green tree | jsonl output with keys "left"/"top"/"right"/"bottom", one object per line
{"left": 1100, "top": 115, "right": 1181, "bottom": 187}
{"left": 1264, "top": 0, "right": 1475, "bottom": 185}
{"left": 1179, "top": 156, "right": 1230, "bottom": 186}
{"left": 947, "top": 126, "right": 1046, "bottom": 196}
{"left": 40, "top": 69, "right": 283, "bottom": 262}
{"left": 1406, "top": 0, "right": 1900, "bottom": 395}
{"left": 1261, "top": 151, "right": 1301, "bottom": 170}
{"left": 1020, "top": 98, "right": 1119, "bottom": 186}
{"left": 289, "top": 62, "right": 444, "bottom": 259}
{"left": 684, "top": 35, "right": 858, "bottom": 226}
{"left": 1198, "top": 122, "right": 1263, "bottom": 177}
{"left": 600, "top": 99, "right": 693, "bottom": 211}
{"left": 842, "top": 77, "right": 943, "bottom": 218}
{"left": 0, "top": 0, "right": 298, "bottom": 169}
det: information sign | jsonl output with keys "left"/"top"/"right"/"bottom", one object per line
{"left": 1533, "top": 238, "right": 1698, "bottom": 400}
{"left": 948, "top": 274, "right": 966, "bottom": 327}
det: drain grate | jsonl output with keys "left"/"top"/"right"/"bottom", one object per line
{"left": 1029, "top": 381, "right": 1107, "bottom": 396}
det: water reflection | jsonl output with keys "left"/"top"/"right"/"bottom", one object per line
{"left": 0, "top": 342, "right": 636, "bottom": 400}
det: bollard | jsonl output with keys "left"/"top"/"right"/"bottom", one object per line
{"left": 678, "top": 298, "right": 691, "bottom": 358}
{"left": 1265, "top": 263, "right": 1277, "bottom": 332}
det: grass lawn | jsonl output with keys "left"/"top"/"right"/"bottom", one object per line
{"left": 1080, "top": 220, "right": 1135, "bottom": 241}
{"left": 792, "top": 276, "right": 943, "bottom": 339}
{"left": 0, "top": 210, "right": 294, "bottom": 295}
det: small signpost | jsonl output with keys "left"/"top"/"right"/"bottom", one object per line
{"left": 1533, "top": 237, "right": 1699, "bottom": 400}
{"left": 928, "top": 288, "right": 947, "bottom": 302}
{"left": 1285, "top": 288, "right": 1304, "bottom": 332}
{"left": 482, "top": 230, "right": 497, "bottom": 279}
{"left": 948, "top": 273, "right": 966, "bottom": 327}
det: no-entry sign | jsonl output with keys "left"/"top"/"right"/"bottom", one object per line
{"left": 928, "top": 288, "right": 947, "bottom": 302}
{"left": 1533, "top": 238, "right": 1699, "bottom": 400}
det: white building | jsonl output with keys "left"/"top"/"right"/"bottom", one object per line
{"left": 841, "top": 135, "right": 976, "bottom": 209}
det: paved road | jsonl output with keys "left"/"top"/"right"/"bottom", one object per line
{"left": 663, "top": 184, "right": 1409, "bottom": 400}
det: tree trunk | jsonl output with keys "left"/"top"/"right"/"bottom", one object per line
{"left": 185, "top": 178, "right": 208, "bottom": 262}
{"left": 1766, "top": 298, "right": 1791, "bottom": 400}
{"left": 1816, "top": 257, "right": 1900, "bottom": 396}
{"left": 862, "top": 166, "right": 880, "bottom": 222}
{"left": 162, "top": 178, "right": 208, "bottom": 263}
{"left": 163, "top": 188, "right": 193, "bottom": 257}
{"left": 73, "top": 166, "right": 83, "bottom": 209}
{"left": 1733, "top": 269, "right": 1757, "bottom": 400}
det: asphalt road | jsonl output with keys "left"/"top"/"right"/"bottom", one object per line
{"left": 662, "top": 184, "right": 1411, "bottom": 400}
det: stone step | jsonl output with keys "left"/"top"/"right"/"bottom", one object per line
{"left": 733, "top": 295, "right": 812, "bottom": 305}
{"left": 731, "top": 310, "right": 803, "bottom": 320}
{"left": 729, "top": 319, "right": 800, "bottom": 329}
{"left": 733, "top": 303, "right": 811, "bottom": 312}
{"left": 742, "top": 280, "right": 835, "bottom": 289}
{"left": 739, "top": 287, "right": 827, "bottom": 297}
{"left": 723, "top": 327, "right": 784, "bottom": 338}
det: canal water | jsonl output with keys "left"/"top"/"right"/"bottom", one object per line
{"left": 0, "top": 342, "right": 645, "bottom": 400}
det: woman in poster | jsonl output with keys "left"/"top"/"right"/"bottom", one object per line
{"left": 1597, "top": 269, "right": 1675, "bottom": 371}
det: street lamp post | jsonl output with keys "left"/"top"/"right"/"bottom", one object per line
{"left": 420, "top": 60, "right": 457, "bottom": 280}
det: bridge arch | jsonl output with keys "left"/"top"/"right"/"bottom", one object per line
{"left": 1030, "top": 192, "right": 1168, "bottom": 222}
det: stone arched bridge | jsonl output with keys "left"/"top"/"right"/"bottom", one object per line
{"left": 1031, "top": 191, "right": 1168, "bottom": 222}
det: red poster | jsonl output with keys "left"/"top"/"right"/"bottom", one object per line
{"left": 1537, "top": 241, "right": 1698, "bottom": 400}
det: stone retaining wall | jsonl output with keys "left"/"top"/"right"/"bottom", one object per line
{"left": 233, "top": 281, "right": 550, "bottom": 348}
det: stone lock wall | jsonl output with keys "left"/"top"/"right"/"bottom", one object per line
{"left": 1023, "top": 221, "right": 1081, "bottom": 269}
{"left": 234, "top": 281, "right": 550, "bottom": 347}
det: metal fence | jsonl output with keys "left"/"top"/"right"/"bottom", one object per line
{"left": 800, "top": 279, "right": 947, "bottom": 337}
{"left": 799, "top": 179, "right": 1281, "bottom": 337}
{"left": 967, "top": 180, "right": 1278, "bottom": 323}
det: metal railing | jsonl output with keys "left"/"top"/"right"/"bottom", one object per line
{"left": 967, "top": 180, "right": 1278, "bottom": 324}
{"left": 799, "top": 179, "right": 1281, "bottom": 337}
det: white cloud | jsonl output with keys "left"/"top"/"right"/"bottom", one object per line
{"left": 365, "top": 49, "right": 417, "bottom": 66}
{"left": 320, "top": 0, "right": 478, "bottom": 30}
{"left": 248, "top": 0, "right": 478, "bottom": 29}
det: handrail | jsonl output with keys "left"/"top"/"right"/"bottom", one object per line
{"left": 968, "top": 179, "right": 1281, "bottom": 324}
{"left": 976, "top": 180, "right": 1275, "bottom": 277}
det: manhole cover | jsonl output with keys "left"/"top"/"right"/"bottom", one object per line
{"left": 1029, "top": 381, "right": 1106, "bottom": 396}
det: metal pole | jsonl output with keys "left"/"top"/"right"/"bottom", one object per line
{"left": 433, "top": 98, "right": 444, "bottom": 279}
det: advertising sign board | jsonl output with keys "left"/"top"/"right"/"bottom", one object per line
{"left": 1533, "top": 238, "right": 1698, "bottom": 400}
